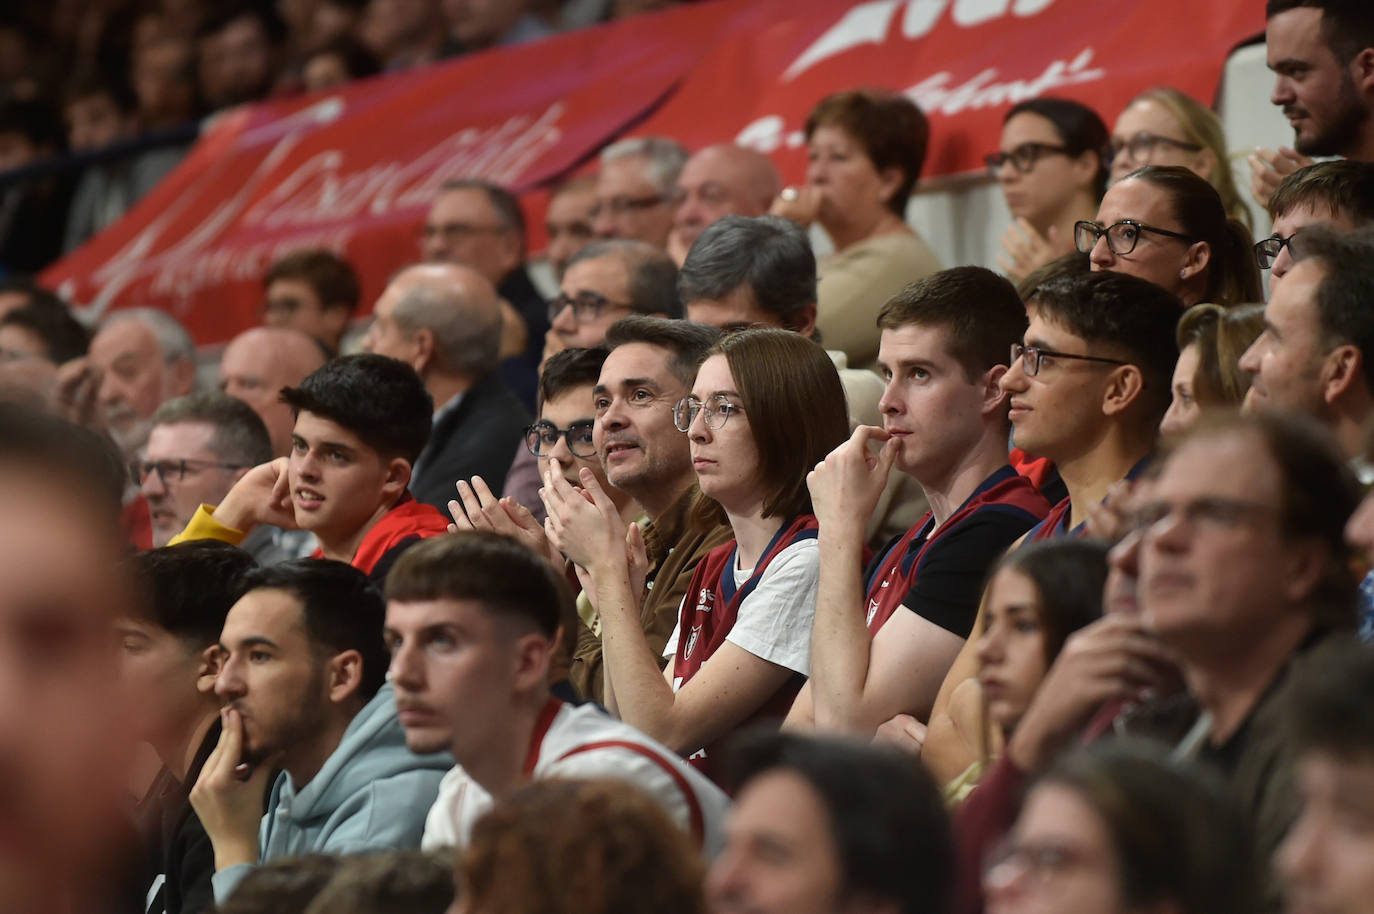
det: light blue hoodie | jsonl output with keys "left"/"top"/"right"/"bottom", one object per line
{"left": 212, "top": 683, "right": 451, "bottom": 901}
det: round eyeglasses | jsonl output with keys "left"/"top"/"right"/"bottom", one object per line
{"left": 1109, "top": 132, "right": 1203, "bottom": 166}
{"left": 673, "top": 394, "right": 742, "bottom": 432}
{"left": 1074, "top": 219, "right": 1194, "bottom": 256}
{"left": 523, "top": 420, "right": 597, "bottom": 458}
{"left": 1254, "top": 232, "right": 1297, "bottom": 270}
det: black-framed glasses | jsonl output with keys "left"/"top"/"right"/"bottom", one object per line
{"left": 132, "top": 458, "right": 245, "bottom": 487}
{"left": 547, "top": 290, "right": 632, "bottom": 324}
{"left": 1074, "top": 219, "right": 1194, "bottom": 256}
{"left": 673, "top": 394, "right": 743, "bottom": 432}
{"left": 1109, "top": 132, "right": 1203, "bottom": 166}
{"left": 523, "top": 420, "right": 596, "bottom": 458}
{"left": 1011, "top": 342, "right": 1129, "bottom": 378}
{"left": 1255, "top": 232, "right": 1297, "bottom": 270}
{"left": 984, "top": 142, "right": 1071, "bottom": 176}
{"left": 588, "top": 193, "right": 675, "bottom": 219}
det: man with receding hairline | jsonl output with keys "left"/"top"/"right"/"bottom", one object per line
{"left": 219, "top": 326, "right": 327, "bottom": 458}
{"left": 668, "top": 144, "right": 781, "bottom": 266}
{"left": 363, "top": 262, "right": 528, "bottom": 513}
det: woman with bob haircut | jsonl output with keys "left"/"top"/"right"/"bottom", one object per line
{"left": 459, "top": 778, "right": 707, "bottom": 914}
{"left": 984, "top": 743, "right": 1262, "bottom": 914}
{"left": 771, "top": 89, "right": 943, "bottom": 368}
{"left": 545, "top": 328, "right": 850, "bottom": 781}
{"left": 1077, "top": 165, "right": 1262, "bottom": 307}
{"left": 1110, "top": 87, "right": 1252, "bottom": 229}
{"left": 1160, "top": 302, "right": 1266, "bottom": 436}
{"left": 988, "top": 97, "right": 1110, "bottom": 282}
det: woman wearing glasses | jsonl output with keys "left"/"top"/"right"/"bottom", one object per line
{"left": 770, "top": 90, "right": 942, "bottom": 368}
{"left": 544, "top": 328, "right": 849, "bottom": 782}
{"left": 1076, "top": 165, "right": 1261, "bottom": 307}
{"left": 1109, "top": 87, "right": 1252, "bottom": 230}
{"left": 983, "top": 745, "right": 1259, "bottom": 914}
{"left": 986, "top": 98, "right": 1110, "bottom": 283}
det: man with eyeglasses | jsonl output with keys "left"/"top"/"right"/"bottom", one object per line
{"left": 261, "top": 249, "right": 359, "bottom": 357}
{"left": 501, "top": 239, "right": 681, "bottom": 526}
{"left": 1132, "top": 410, "right": 1359, "bottom": 903}
{"left": 1003, "top": 271, "right": 1181, "bottom": 540}
{"left": 450, "top": 347, "right": 642, "bottom": 703}
{"left": 592, "top": 136, "right": 688, "bottom": 249}
{"left": 1255, "top": 161, "right": 1374, "bottom": 294}
{"left": 140, "top": 393, "right": 294, "bottom": 564}
{"left": 422, "top": 178, "right": 549, "bottom": 411}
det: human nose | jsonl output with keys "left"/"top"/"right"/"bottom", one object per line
{"left": 1108, "top": 526, "right": 1144, "bottom": 584}
{"left": 592, "top": 206, "right": 618, "bottom": 239}
{"left": 982, "top": 853, "right": 1033, "bottom": 908}
{"left": 1237, "top": 336, "right": 1263, "bottom": 376}
{"left": 139, "top": 464, "right": 166, "bottom": 497}
{"left": 877, "top": 375, "right": 903, "bottom": 415}
{"left": 548, "top": 431, "right": 574, "bottom": 463}
{"left": 688, "top": 403, "right": 712, "bottom": 442}
{"left": 976, "top": 627, "right": 1003, "bottom": 667}
{"left": 551, "top": 300, "right": 578, "bottom": 333}
{"left": 1000, "top": 356, "right": 1028, "bottom": 394}
{"left": 389, "top": 637, "right": 423, "bottom": 690}
{"left": 1271, "top": 245, "right": 1294, "bottom": 282}
{"left": 1271, "top": 74, "right": 1294, "bottom": 107}
{"left": 214, "top": 654, "right": 244, "bottom": 700}
{"left": 703, "top": 844, "right": 749, "bottom": 909}
{"left": 1089, "top": 232, "right": 1115, "bottom": 268}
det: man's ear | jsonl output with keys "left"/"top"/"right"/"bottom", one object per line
{"left": 411, "top": 327, "right": 436, "bottom": 376}
{"left": 510, "top": 632, "right": 552, "bottom": 694}
{"left": 381, "top": 456, "right": 412, "bottom": 500}
{"left": 197, "top": 645, "right": 223, "bottom": 696}
{"left": 326, "top": 649, "right": 364, "bottom": 704}
{"left": 167, "top": 356, "right": 196, "bottom": 399}
{"left": 794, "top": 302, "right": 819, "bottom": 338}
{"left": 1321, "top": 343, "right": 1365, "bottom": 404}
{"left": 1281, "top": 540, "right": 1331, "bottom": 607}
{"left": 1352, "top": 47, "right": 1374, "bottom": 95}
{"left": 1101, "top": 365, "right": 1146, "bottom": 416}
{"left": 980, "top": 364, "right": 1009, "bottom": 416}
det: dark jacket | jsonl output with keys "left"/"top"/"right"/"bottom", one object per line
{"left": 497, "top": 266, "right": 549, "bottom": 412}
{"left": 146, "top": 719, "right": 220, "bottom": 914}
{"left": 409, "top": 372, "right": 530, "bottom": 514}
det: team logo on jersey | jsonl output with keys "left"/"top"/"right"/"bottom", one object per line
{"left": 694, "top": 588, "right": 714, "bottom": 614}
{"left": 866, "top": 598, "right": 880, "bottom": 627}
{"left": 684, "top": 624, "right": 702, "bottom": 659}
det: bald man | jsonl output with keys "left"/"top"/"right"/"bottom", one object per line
{"left": 668, "top": 144, "right": 781, "bottom": 265}
{"left": 363, "top": 263, "right": 530, "bottom": 511}
{"left": 218, "top": 327, "right": 327, "bottom": 457}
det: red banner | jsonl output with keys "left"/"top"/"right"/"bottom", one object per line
{"left": 43, "top": 0, "right": 1263, "bottom": 345}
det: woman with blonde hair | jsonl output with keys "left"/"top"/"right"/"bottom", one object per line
{"left": 1110, "top": 87, "right": 1252, "bottom": 230}
{"left": 1160, "top": 302, "right": 1266, "bottom": 435}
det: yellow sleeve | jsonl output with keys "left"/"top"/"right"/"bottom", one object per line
{"left": 167, "top": 504, "right": 248, "bottom": 547}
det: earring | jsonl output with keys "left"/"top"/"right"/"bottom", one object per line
{"left": 1179, "top": 269, "right": 1188, "bottom": 278}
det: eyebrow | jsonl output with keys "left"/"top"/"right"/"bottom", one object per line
{"left": 885, "top": 356, "right": 939, "bottom": 374}
{"left": 221, "top": 636, "right": 281, "bottom": 652}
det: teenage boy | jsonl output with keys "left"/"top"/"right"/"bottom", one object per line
{"left": 171, "top": 354, "right": 450, "bottom": 582}
{"left": 786, "top": 267, "right": 1050, "bottom": 738}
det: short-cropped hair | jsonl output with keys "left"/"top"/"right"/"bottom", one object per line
{"left": 1029, "top": 271, "right": 1183, "bottom": 422}
{"left": 280, "top": 354, "right": 434, "bottom": 464}
{"left": 130, "top": 541, "right": 257, "bottom": 647}
{"left": 677, "top": 215, "right": 816, "bottom": 329}
{"left": 152, "top": 392, "right": 273, "bottom": 468}
{"left": 599, "top": 136, "right": 689, "bottom": 197}
{"left": 878, "top": 266, "right": 1028, "bottom": 382}
{"left": 538, "top": 347, "right": 608, "bottom": 410}
{"left": 604, "top": 316, "right": 721, "bottom": 389}
{"left": 566, "top": 240, "right": 682, "bottom": 318}
{"left": 724, "top": 732, "right": 953, "bottom": 914}
{"left": 102, "top": 307, "right": 195, "bottom": 366}
{"left": 241, "top": 559, "right": 390, "bottom": 701}
{"left": 440, "top": 178, "right": 527, "bottom": 249}
{"left": 384, "top": 531, "right": 570, "bottom": 640}
{"left": 265, "top": 249, "right": 361, "bottom": 315}
{"left": 1269, "top": 160, "right": 1374, "bottom": 224}
{"left": 806, "top": 89, "right": 929, "bottom": 217}
{"left": 1291, "top": 225, "right": 1374, "bottom": 396}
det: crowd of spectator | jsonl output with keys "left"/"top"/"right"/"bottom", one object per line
{"left": 6, "top": 2, "right": 1374, "bottom": 914}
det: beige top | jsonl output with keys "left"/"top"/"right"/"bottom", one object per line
{"left": 818, "top": 231, "right": 943, "bottom": 368}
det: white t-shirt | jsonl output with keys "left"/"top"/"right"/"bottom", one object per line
{"left": 664, "top": 537, "right": 819, "bottom": 677}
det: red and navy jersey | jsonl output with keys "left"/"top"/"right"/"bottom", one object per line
{"left": 673, "top": 514, "right": 818, "bottom": 779}
{"left": 1025, "top": 457, "right": 1153, "bottom": 543}
{"left": 864, "top": 466, "right": 1050, "bottom": 635}
{"left": 312, "top": 492, "right": 451, "bottom": 581}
